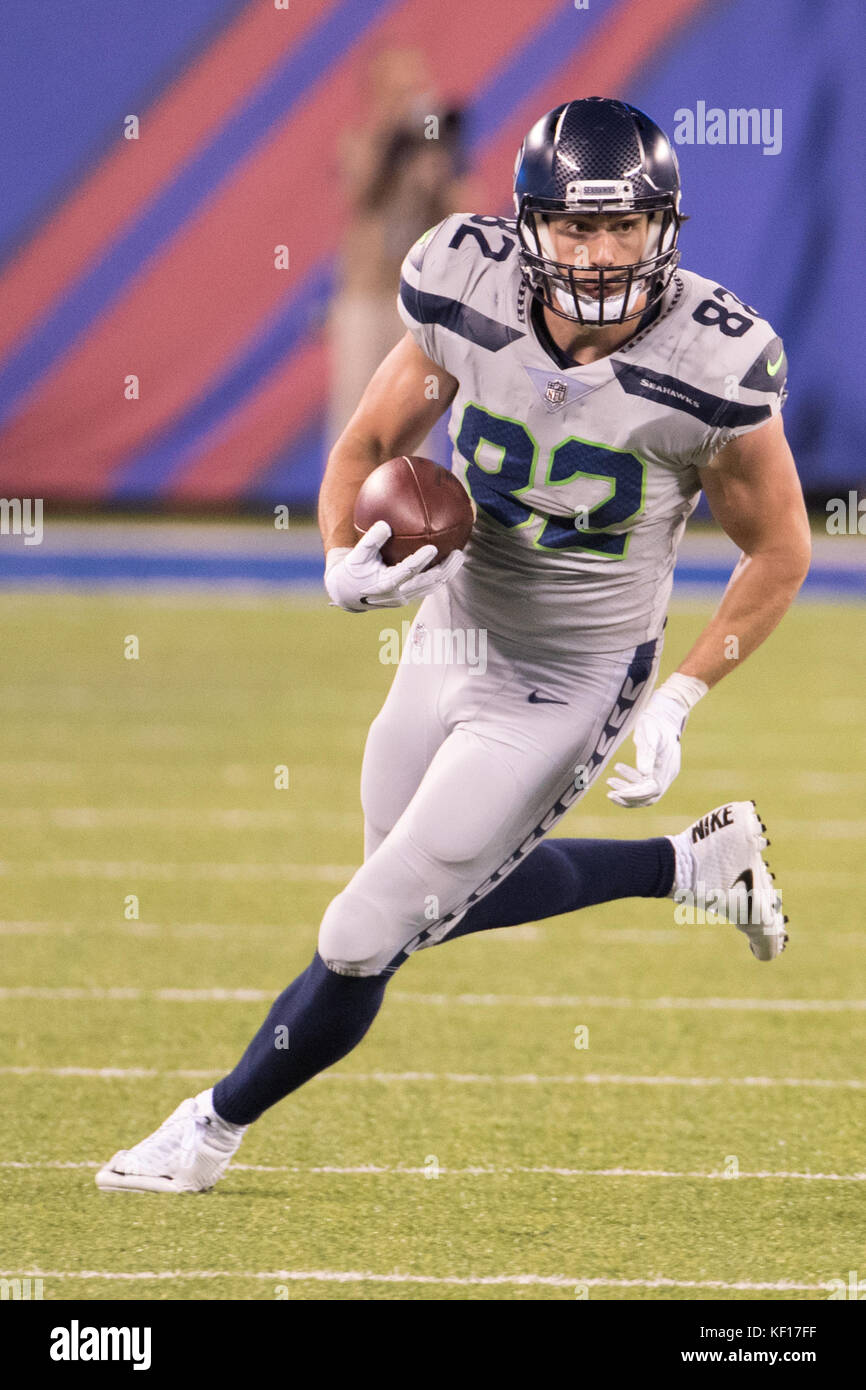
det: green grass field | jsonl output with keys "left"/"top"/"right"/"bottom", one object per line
{"left": 0, "top": 589, "right": 864, "bottom": 1301}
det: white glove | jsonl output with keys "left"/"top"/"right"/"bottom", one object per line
{"left": 606, "top": 672, "right": 708, "bottom": 808}
{"left": 324, "top": 519, "right": 465, "bottom": 612}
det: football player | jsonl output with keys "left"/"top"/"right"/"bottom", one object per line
{"left": 97, "top": 98, "right": 810, "bottom": 1193}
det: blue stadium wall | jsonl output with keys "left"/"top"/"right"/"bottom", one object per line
{"left": 0, "top": 0, "right": 861, "bottom": 507}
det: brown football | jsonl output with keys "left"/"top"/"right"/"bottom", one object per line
{"left": 353, "top": 455, "right": 474, "bottom": 567}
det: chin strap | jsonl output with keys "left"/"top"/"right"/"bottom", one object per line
{"left": 553, "top": 277, "right": 646, "bottom": 323}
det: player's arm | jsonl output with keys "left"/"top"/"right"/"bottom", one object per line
{"left": 318, "top": 332, "right": 460, "bottom": 611}
{"left": 318, "top": 331, "right": 457, "bottom": 551}
{"left": 608, "top": 415, "right": 811, "bottom": 808}
{"left": 676, "top": 414, "right": 811, "bottom": 686}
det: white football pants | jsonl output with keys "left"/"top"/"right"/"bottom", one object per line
{"left": 318, "top": 584, "right": 663, "bottom": 976}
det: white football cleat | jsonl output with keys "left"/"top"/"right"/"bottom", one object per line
{"left": 95, "top": 1089, "right": 247, "bottom": 1194}
{"left": 668, "top": 800, "right": 788, "bottom": 961}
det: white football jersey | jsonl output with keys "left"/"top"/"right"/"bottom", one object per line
{"left": 397, "top": 213, "right": 788, "bottom": 655}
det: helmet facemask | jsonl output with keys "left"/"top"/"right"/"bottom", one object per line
{"left": 516, "top": 196, "right": 682, "bottom": 327}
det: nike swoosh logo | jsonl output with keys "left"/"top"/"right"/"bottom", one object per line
{"left": 766, "top": 349, "right": 784, "bottom": 377}
{"left": 528, "top": 691, "right": 568, "bottom": 705}
{"left": 732, "top": 868, "right": 754, "bottom": 894}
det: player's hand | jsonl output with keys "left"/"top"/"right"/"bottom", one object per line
{"left": 606, "top": 674, "right": 707, "bottom": 808}
{"left": 324, "top": 520, "right": 464, "bottom": 612}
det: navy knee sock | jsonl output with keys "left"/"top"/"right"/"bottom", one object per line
{"left": 446, "top": 835, "right": 675, "bottom": 940}
{"left": 212, "top": 836, "right": 674, "bottom": 1124}
{"left": 213, "top": 953, "right": 387, "bottom": 1125}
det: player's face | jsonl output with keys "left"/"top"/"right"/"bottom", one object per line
{"left": 545, "top": 212, "right": 649, "bottom": 293}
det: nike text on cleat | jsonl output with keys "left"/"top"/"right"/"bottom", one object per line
{"left": 95, "top": 1089, "right": 247, "bottom": 1194}
{"left": 668, "top": 800, "right": 788, "bottom": 961}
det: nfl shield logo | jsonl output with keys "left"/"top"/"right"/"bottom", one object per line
{"left": 545, "top": 379, "right": 567, "bottom": 406}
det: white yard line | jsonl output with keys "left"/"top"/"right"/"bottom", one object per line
{"left": 0, "top": 1268, "right": 833, "bottom": 1291}
{"left": 0, "top": 922, "right": 73, "bottom": 936}
{"left": 1, "top": 1065, "right": 864, "bottom": 1089}
{"left": 2, "top": 985, "right": 866, "bottom": 1011}
{"left": 2, "top": 812, "right": 866, "bottom": 840}
{"left": 391, "top": 992, "right": 866, "bottom": 1012}
{"left": 0, "top": 807, "right": 863, "bottom": 834}
{"left": 0, "top": 861, "right": 354, "bottom": 882}
{"left": 0, "top": 916, "right": 858, "bottom": 939}
{"left": 0, "top": 808, "right": 361, "bottom": 830}
{"left": 3, "top": 1159, "right": 865, "bottom": 1182}
{"left": 0, "top": 843, "right": 859, "bottom": 898}
{"left": 0, "top": 921, "right": 313, "bottom": 938}
{"left": 555, "top": 818, "right": 866, "bottom": 840}
{"left": 585, "top": 928, "right": 685, "bottom": 943}
{"left": 0, "top": 1066, "right": 218, "bottom": 1078}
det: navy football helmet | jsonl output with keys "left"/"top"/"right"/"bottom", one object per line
{"left": 513, "top": 98, "right": 684, "bottom": 326}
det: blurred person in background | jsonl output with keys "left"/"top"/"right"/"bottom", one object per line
{"left": 326, "top": 49, "right": 472, "bottom": 452}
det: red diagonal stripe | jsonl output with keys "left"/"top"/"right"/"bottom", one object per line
{"left": 173, "top": 0, "right": 711, "bottom": 501}
{"left": 167, "top": 337, "right": 327, "bottom": 503}
{"left": 0, "top": 0, "right": 561, "bottom": 497}
{"left": 0, "top": 0, "right": 336, "bottom": 365}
